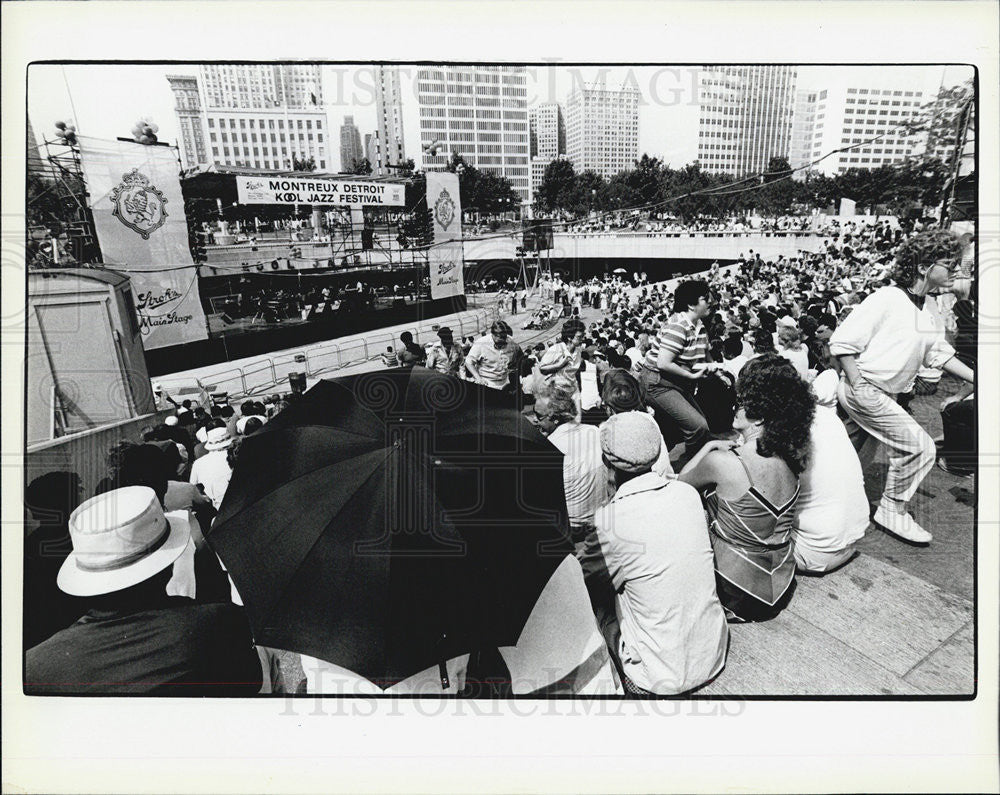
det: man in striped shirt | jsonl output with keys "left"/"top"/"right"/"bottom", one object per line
{"left": 638, "top": 279, "right": 716, "bottom": 463}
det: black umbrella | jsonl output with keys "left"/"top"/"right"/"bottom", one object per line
{"left": 208, "top": 367, "right": 572, "bottom": 687}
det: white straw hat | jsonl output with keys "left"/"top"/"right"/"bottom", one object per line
{"left": 57, "top": 486, "right": 191, "bottom": 597}
{"left": 204, "top": 427, "right": 234, "bottom": 451}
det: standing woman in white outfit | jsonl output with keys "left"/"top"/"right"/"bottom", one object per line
{"left": 538, "top": 319, "right": 587, "bottom": 397}
{"left": 828, "top": 230, "right": 974, "bottom": 545}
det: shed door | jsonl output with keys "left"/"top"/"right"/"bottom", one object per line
{"left": 32, "top": 298, "right": 131, "bottom": 436}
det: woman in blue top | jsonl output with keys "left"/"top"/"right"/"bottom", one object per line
{"left": 680, "top": 355, "right": 816, "bottom": 621}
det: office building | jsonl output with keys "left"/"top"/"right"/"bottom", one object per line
{"left": 167, "top": 75, "right": 209, "bottom": 169}
{"left": 416, "top": 65, "right": 530, "bottom": 202}
{"left": 168, "top": 66, "right": 330, "bottom": 171}
{"left": 199, "top": 64, "right": 322, "bottom": 110}
{"left": 696, "top": 66, "right": 797, "bottom": 176}
{"left": 373, "top": 65, "right": 406, "bottom": 175}
{"left": 789, "top": 89, "right": 819, "bottom": 176}
{"left": 529, "top": 102, "right": 566, "bottom": 200}
{"left": 340, "top": 115, "right": 363, "bottom": 172}
{"left": 530, "top": 102, "right": 566, "bottom": 160}
{"left": 565, "top": 84, "right": 639, "bottom": 179}
{"left": 790, "top": 83, "right": 926, "bottom": 176}
{"left": 364, "top": 132, "right": 377, "bottom": 169}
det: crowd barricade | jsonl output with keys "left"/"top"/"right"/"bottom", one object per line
{"left": 336, "top": 339, "right": 371, "bottom": 368}
{"left": 152, "top": 305, "right": 503, "bottom": 404}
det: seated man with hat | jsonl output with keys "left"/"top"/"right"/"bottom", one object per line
{"left": 578, "top": 411, "right": 729, "bottom": 696}
{"left": 25, "top": 486, "right": 264, "bottom": 695}
{"left": 189, "top": 422, "right": 234, "bottom": 511}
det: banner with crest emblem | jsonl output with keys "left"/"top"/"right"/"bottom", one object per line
{"left": 77, "top": 135, "right": 208, "bottom": 349}
{"left": 425, "top": 171, "right": 465, "bottom": 300}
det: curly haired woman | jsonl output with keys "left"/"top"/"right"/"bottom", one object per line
{"left": 679, "top": 355, "right": 816, "bottom": 621}
{"left": 828, "top": 229, "right": 975, "bottom": 545}
{"left": 538, "top": 318, "right": 587, "bottom": 399}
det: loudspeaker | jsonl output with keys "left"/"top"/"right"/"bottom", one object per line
{"left": 220, "top": 313, "right": 235, "bottom": 325}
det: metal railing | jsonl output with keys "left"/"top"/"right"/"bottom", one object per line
{"left": 156, "top": 305, "right": 501, "bottom": 401}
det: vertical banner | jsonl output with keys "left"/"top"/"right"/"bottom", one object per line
{"left": 838, "top": 197, "right": 857, "bottom": 217}
{"left": 426, "top": 171, "right": 465, "bottom": 300}
{"left": 77, "top": 136, "right": 209, "bottom": 349}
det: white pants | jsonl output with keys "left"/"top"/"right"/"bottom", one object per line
{"left": 837, "top": 378, "right": 936, "bottom": 505}
{"left": 794, "top": 542, "right": 858, "bottom": 574}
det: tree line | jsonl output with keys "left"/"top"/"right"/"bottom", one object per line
{"left": 533, "top": 154, "right": 950, "bottom": 223}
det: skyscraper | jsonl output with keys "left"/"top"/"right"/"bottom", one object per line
{"left": 373, "top": 65, "right": 406, "bottom": 175}
{"left": 364, "top": 132, "right": 377, "bottom": 170}
{"left": 416, "top": 65, "right": 530, "bottom": 202}
{"left": 167, "top": 74, "right": 209, "bottom": 169}
{"left": 696, "top": 66, "right": 797, "bottom": 176}
{"left": 169, "top": 66, "right": 330, "bottom": 171}
{"left": 565, "top": 83, "right": 640, "bottom": 180}
{"left": 789, "top": 82, "right": 926, "bottom": 176}
{"left": 340, "top": 115, "right": 363, "bottom": 172}
{"left": 199, "top": 65, "right": 322, "bottom": 110}
{"left": 529, "top": 102, "right": 566, "bottom": 160}
{"left": 788, "top": 89, "right": 818, "bottom": 177}
{"left": 529, "top": 102, "right": 567, "bottom": 201}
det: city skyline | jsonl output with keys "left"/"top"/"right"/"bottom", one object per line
{"left": 28, "top": 63, "right": 971, "bottom": 179}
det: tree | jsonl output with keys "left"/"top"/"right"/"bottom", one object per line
{"left": 572, "top": 170, "right": 608, "bottom": 217}
{"left": 902, "top": 78, "right": 974, "bottom": 161}
{"left": 394, "top": 158, "right": 416, "bottom": 178}
{"left": 293, "top": 155, "right": 316, "bottom": 171}
{"left": 661, "top": 164, "right": 713, "bottom": 222}
{"left": 755, "top": 156, "right": 797, "bottom": 215}
{"left": 622, "top": 154, "right": 666, "bottom": 206}
{"left": 534, "top": 159, "right": 578, "bottom": 214}
{"left": 446, "top": 151, "right": 520, "bottom": 216}
{"left": 348, "top": 157, "right": 373, "bottom": 175}
{"left": 27, "top": 171, "right": 87, "bottom": 232}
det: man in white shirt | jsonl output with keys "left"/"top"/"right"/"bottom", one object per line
{"left": 530, "top": 386, "right": 611, "bottom": 542}
{"left": 579, "top": 412, "right": 728, "bottom": 696}
{"left": 720, "top": 334, "right": 749, "bottom": 380}
{"left": 188, "top": 425, "right": 234, "bottom": 511}
{"left": 465, "top": 321, "right": 519, "bottom": 391}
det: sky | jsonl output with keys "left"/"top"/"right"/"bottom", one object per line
{"left": 27, "top": 63, "right": 972, "bottom": 171}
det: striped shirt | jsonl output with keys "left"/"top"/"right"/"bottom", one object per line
{"left": 643, "top": 314, "right": 708, "bottom": 373}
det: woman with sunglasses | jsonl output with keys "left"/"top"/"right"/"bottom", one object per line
{"left": 828, "top": 229, "right": 975, "bottom": 545}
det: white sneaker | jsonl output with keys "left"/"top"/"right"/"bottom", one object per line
{"left": 874, "top": 501, "right": 932, "bottom": 544}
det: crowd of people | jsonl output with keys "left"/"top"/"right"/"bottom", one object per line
{"left": 23, "top": 213, "right": 976, "bottom": 696}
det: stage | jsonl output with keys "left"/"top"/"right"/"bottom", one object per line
{"left": 144, "top": 294, "right": 467, "bottom": 376}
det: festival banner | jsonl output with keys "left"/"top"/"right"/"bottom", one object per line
{"left": 425, "top": 171, "right": 465, "bottom": 300}
{"left": 77, "top": 136, "right": 209, "bottom": 349}
{"left": 236, "top": 175, "right": 406, "bottom": 206}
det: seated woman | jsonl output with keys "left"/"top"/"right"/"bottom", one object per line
{"left": 793, "top": 369, "right": 868, "bottom": 573}
{"left": 679, "top": 354, "right": 815, "bottom": 621}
